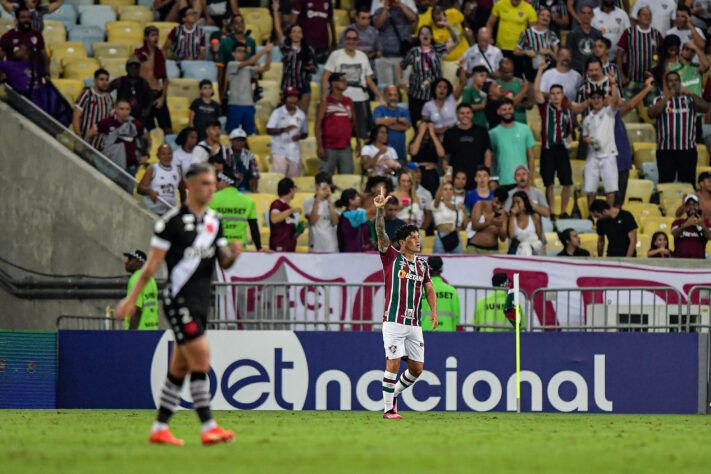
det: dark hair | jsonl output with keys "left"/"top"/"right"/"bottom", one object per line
{"left": 386, "top": 195, "right": 400, "bottom": 207}
{"left": 471, "top": 65, "right": 489, "bottom": 75}
{"left": 431, "top": 5, "right": 445, "bottom": 20}
{"left": 498, "top": 97, "right": 514, "bottom": 108}
{"left": 596, "top": 36, "right": 612, "bottom": 50}
{"left": 584, "top": 56, "right": 603, "bottom": 77}
{"left": 115, "top": 98, "right": 132, "bottom": 107}
{"left": 178, "top": 6, "right": 190, "bottom": 21}
{"left": 558, "top": 228, "right": 577, "bottom": 247}
{"left": 549, "top": 83, "right": 564, "bottom": 93}
{"left": 176, "top": 126, "right": 197, "bottom": 146}
{"left": 277, "top": 177, "right": 295, "bottom": 196}
{"left": 430, "top": 78, "right": 453, "bottom": 98}
{"left": 512, "top": 191, "right": 534, "bottom": 214}
{"left": 283, "top": 23, "right": 313, "bottom": 63}
{"left": 677, "top": 4, "right": 691, "bottom": 15}
{"left": 456, "top": 102, "right": 473, "bottom": 112}
{"left": 205, "top": 119, "right": 222, "bottom": 129}
{"left": 589, "top": 199, "right": 611, "bottom": 214}
{"left": 365, "top": 175, "right": 393, "bottom": 194}
{"left": 94, "top": 68, "right": 109, "bottom": 79}
{"left": 335, "top": 188, "right": 359, "bottom": 208}
{"left": 14, "top": 5, "right": 28, "bottom": 18}
{"left": 650, "top": 231, "right": 670, "bottom": 250}
{"left": 393, "top": 224, "right": 419, "bottom": 246}
{"left": 493, "top": 187, "right": 509, "bottom": 203}
{"left": 417, "top": 25, "right": 434, "bottom": 46}
{"left": 199, "top": 79, "right": 213, "bottom": 89}
{"left": 653, "top": 36, "right": 682, "bottom": 84}
{"left": 356, "top": 5, "right": 370, "bottom": 15}
{"left": 367, "top": 124, "right": 388, "bottom": 145}
{"left": 231, "top": 42, "right": 247, "bottom": 52}
{"left": 538, "top": 5, "right": 551, "bottom": 16}
{"left": 428, "top": 256, "right": 443, "bottom": 275}
{"left": 344, "top": 27, "right": 359, "bottom": 39}
{"left": 475, "top": 164, "right": 490, "bottom": 175}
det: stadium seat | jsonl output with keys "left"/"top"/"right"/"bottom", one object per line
{"left": 258, "top": 172, "right": 285, "bottom": 195}
{"left": 118, "top": 5, "right": 153, "bottom": 23}
{"left": 699, "top": 144, "right": 710, "bottom": 167}
{"left": 62, "top": 57, "right": 101, "bottom": 80}
{"left": 243, "top": 10, "right": 273, "bottom": 37}
{"left": 421, "top": 234, "right": 435, "bottom": 253}
{"left": 165, "top": 59, "right": 180, "bottom": 79}
{"left": 576, "top": 196, "right": 589, "bottom": 219}
{"left": 625, "top": 123, "right": 656, "bottom": 144}
{"left": 639, "top": 216, "right": 676, "bottom": 235}
{"left": 332, "top": 174, "right": 363, "bottom": 192}
{"left": 181, "top": 60, "right": 218, "bottom": 83}
{"left": 625, "top": 179, "right": 654, "bottom": 203}
{"left": 333, "top": 9, "right": 350, "bottom": 27}
{"left": 100, "top": 0, "right": 137, "bottom": 14}
{"left": 99, "top": 57, "right": 127, "bottom": 77}
{"left": 52, "top": 78, "right": 84, "bottom": 104}
{"left": 552, "top": 195, "right": 574, "bottom": 216}
{"left": 569, "top": 160, "right": 585, "bottom": 190}
{"left": 65, "top": 0, "right": 95, "bottom": 9}
{"left": 624, "top": 202, "right": 661, "bottom": 220}
{"left": 147, "top": 21, "right": 179, "bottom": 46}
{"left": 640, "top": 161, "right": 658, "bottom": 187}
{"left": 92, "top": 42, "right": 130, "bottom": 61}
{"left": 545, "top": 232, "right": 564, "bottom": 256}
{"left": 46, "top": 4, "right": 78, "bottom": 31}
{"left": 167, "top": 96, "right": 190, "bottom": 133}
{"left": 78, "top": 5, "right": 117, "bottom": 33}
{"left": 68, "top": 26, "right": 105, "bottom": 56}
{"left": 261, "top": 62, "right": 283, "bottom": 83}
{"left": 555, "top": 218, "right": 593, "bottom": 234}
{"left": 632, "top": 142, "right": 656, "bottom": 169}
{"left": 657, "top": 182, "right": 695, "bottom": 201}
{"left": 302, "top": 156, "right": 320, "bottom": 177}
{"left": 579, "top": 233, "right": 597, "bottom": 255}
{"left": 50, "top": 42, "right": 88, "bottom": 63}
{"left": 635, "top": 233, "right": 652, "bottom": 258}
{"left": 43, "top": 20, "right": 67, "bottom": 43}
{"left": 660, "top": 197, "right": 680, "bottom": 217}
{"left": 0, "top": 18, "right": 14, "bottom": 36}
{"left": 441, "top": 60, "right": 458, "bottom": 85}
{"left": 256, "top": 80, "right": 280, "bottom": 107}
{"left": 246, "top": 135, "right": 272, "bottom": 160}
{"left": 106, "top": 21, "right": 143, "bottom": 44}
{"left": 167, "top": 78, "right": 200, "bottom": 102}
{"left": 292, "top": 176, "right": 314, "bottom": 193}
{"left": 291, "top": 192, "right": 311, "bottom": 216}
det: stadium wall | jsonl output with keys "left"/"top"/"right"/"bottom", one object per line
{"left": 0, "top": 102, "right": 156, "bottom": 330}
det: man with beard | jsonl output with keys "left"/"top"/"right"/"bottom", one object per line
{"left": 73, "top": 68, "right": 114, "bottom": 150}
{"left": 539, "top": 47, "right": 582, "bottom": 102}
{"left": 565, "top": 4, "right": 602, "bottom": 74}
{"left": 0, "top": 6, "right": 48, "bottom": 75}
{"left": 373, "top": 85, "right": 411, "bottom": 162}
{"left": 109, "top": 56, "right": 152, "bottom": 123}
{"left": 135, "top": 26, "right": 172, "bottom": 134}
{"left": 488, "top": 98, "right": 535, "bottom": 190}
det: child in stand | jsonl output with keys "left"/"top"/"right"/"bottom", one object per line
{"left": 648, "top": 231, "right": 672, "bottom": 258}
{"left": 225, "top": 40, "right": 273, "bottom": 134}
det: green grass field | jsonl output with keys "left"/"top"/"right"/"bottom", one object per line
{"left": 1, "top": 410, "right": 710, "bottom": 473}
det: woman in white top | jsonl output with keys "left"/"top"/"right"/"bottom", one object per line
{"left": 431, "top": 179, "right": 466, "bottom": 254}
{"left": 421, "top": 76, "right": 465, "bottom": 137}
{"left": 172, "top": 126, "right": 198, "bottom": 179}
{"left": 507, "top": 191, "right": 543, "bottom": 255}
{"left": 391, "top": 169, "right": 422, "bottom": 227}
{"left": 361, "top": 124, "right": 401, "bottom": 177}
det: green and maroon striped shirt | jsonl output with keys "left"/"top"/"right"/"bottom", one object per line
{"left": 654, "top": 95, "right": 696, "bottom": 151}
{"left": 75, "top": 87, "right": 113, "bottom": 149}
{"left": 539, "top": 101, "right": 573, "bottom": 150}
{"left": 617, "top": 26, "right": 663, "bottom": 83}
{"left": 400, "top": 44, "right": 447, "bottom": 101}
{"left": 516, "top": 27, "right": 559, "bottom": 53}
{"left": 380, "top": 246, "right": 431, "bottom": 326}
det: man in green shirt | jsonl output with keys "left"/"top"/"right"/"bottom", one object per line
{"left": 488, "top": 98, "right": 535, "bottom": 189}
{"left": 421, "top": 257, "right": 460, "bottom": 331}
{"left": 670, "top": 41, "right": 710, "bottom": 133}
{"left": 474, "top": 272, "right": 524, "bottom": 331}
{"left": 123, "top": 250, "right": 159, "bottom": 330}
{"left": 217, "top": 13, "right": 256, "bottom": 101}
{"left": 495, "top": 58, "right": 528, "bottom": 124}
{"left": 208, "top": 169, "right": 263, "bottom": 249}
{"left": 461, "top": 65, "right": 489, "bottom": 128}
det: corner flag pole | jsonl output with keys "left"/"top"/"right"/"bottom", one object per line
{"left": 514, "top": 273, "right": 521, "bottom": 413}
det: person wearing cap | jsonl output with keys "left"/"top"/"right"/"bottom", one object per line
{"left": 209, "top": 169, "right": 263, "bottom": 250}
{"left": 676, "top": 172, "right": 711, "bottom": 219}
{"left": 315, "top": 72, "right": 358, "bottom": 175}
{"left": 474, "top": 272, "right": 524, "bottom": 332}
{"left": 488, "top": 97, "right": 536, "bottom": 190}
{"left": 302, "top": 172, "right": 339, "bottom": 252}
{"left": 590, "top": 199, "right": 637, "bottom": 257}
{"left": 266, "top": 86, "right": 308, "bottom": 178}
{"left": 109, "top": 57, "right": 152, "bottom": 124}
{"left": 122, "top": 250, "right": 159, "bottom": 330}
{"left": 225, "top": 40, "right": 273, "bottom": 135}
{"left": 224, "top": 126, "right": 259, "bottom": 192}
{"left": 671, "top": 194, "right": 711, "bottom": 259}
{"left": 138, "top": 144, "right": 185, "bottom": 215}
{"left": 420, "top": 256, "right": 459, "bottom": 331}
{"left": 134, "top": 25, "right": 172, "bottom": 134}
{"left": 270, "top": 177, "right": 303, "bottom": 252}
{"left": 162, "top": 6, "right": 205, "bottom": 62}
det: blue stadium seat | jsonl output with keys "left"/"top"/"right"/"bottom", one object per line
{"left": 68, "top": 26, "right": 105, "bottom": 56}
{"left": 255, "top": 45, "right": 283, "bottom": 64}
{"left": 46, "top": 4, "right": 78, "bottom": 31}
{"left": 201, "top": 25, "right": 220, "bottom": 38}
{"left": 165, "top": 59, "right": 180, "bottom": 79}
{"left": 65, "top": 0, "right": 94, "bottom": 10}
{"left": 165, "top": 133, "right": 178, "bottom": 151}
{"left": 541, "top": 217, "right": 554, "bottom": 233}
{"left": 641, "top": 162, "right": 659, "bottom": 188}
{"left": 555, "top": 218, "right": 594, "bottom": 234}
{"left": 78, "top": 5, "right": 117, "bottom": 33}
{"left": 181, "top": 60, "right": 218, "bottom": 82}
{"left": 137, "top": 0, "right": 157, "bottom": 9}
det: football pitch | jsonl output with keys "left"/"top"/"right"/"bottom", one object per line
{"left": 2, "top": 410, "right": 710, "bottom": 473}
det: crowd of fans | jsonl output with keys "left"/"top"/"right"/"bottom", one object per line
{"left": 1, "top": 0, "right": 711, "bottom": 258}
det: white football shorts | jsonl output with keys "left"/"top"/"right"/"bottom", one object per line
{"left": 382, "top": 321, "right": 425, "bottom": 362}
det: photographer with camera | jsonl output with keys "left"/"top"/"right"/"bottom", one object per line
{"left": 671, "top": 195, "right": 711, "bottom": 259}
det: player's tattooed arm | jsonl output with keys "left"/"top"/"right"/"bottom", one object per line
{"left": 373, "top": 188, "right": 392, "bottom": 252}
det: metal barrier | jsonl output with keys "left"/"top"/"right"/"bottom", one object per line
{"left": 56, "top": 315, "right": 122, "bottom": 330}
{"left": 686, "top": 286, "right": 711, "bottom": 331}
{"left": 529, "top": 287, "right": 685, "bottom": 332}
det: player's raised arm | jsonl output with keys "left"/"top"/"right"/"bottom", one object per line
{"left": 116, "top": 247, "right": 167, "bottom": 320}
{"left": 374, "top": 188, "right": 392, "bottom": 252}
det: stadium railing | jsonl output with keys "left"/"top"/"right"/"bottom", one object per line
{"left": 0, "top": 84, "right": 171, "bottom": 211}
{"left": 56, "top": 315, "right": 122, "bottom": 330}
{"left": 687, "top": 286, "right": 711, "bottom": 332}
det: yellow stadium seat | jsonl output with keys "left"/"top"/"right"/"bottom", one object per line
{"left": 243, "top": 10, "right": 273, "bottom": 37}
{"left": 639, "top": 216, "right": 676, "bottom": 235}
{"left": 107, "top": 22, "right": 144, "bottom": 45}
{"left": 43, "top": 20, "right": 67, "bottom": 43}
{"left": 50, "top": 42, "right": 88, "bottom": 63}
{"left": 258, "top": 172, "right": 286, "bottom": 195}
{"left": 291, "top": 192, "right": 311, "bottom": 215}
{"left": 569, "top": 159, "right": 585, "bottom": 189}
{"left": 167, "top": 96, "right": 190, "bottom": 133}
{"left": 302, "top": 156, "right": 320, "bottom": 177}
{"left": 167, "top": 78, "right": 200, "bottom": 102}
{"left": 635, "top": 233, "right": 652, "bottom": 258}
{"left": 657, "top": 182, "right": 695, "bottom": 201}
{"left": 441, "top": 60, "right": 458, "bottom": 84}
{"left": 0, "top": 18, "right": 14, "bottom": 36}
{"left": 567, "top": 141, "right": 579, "bottom": 161}
{"left": 532, "top": 142, "right": 542, "bottom": 162}
{"left": 292, "top": 176, "right": 314, "bottom": 193}
{"left": 632, "top": 142, "right": 656, "bottom": 169}
{"left": 62, "top": 58, "right": 101, "bottom": 80}
{"left": 333, "top": 9, "right": 350, "bottom": 27}
{"left": 118, "top": 5, "right": 154, "bottom": 23}
{"left": 100, "top": 57, "right": 127, "bottom": 77}
{"left": 576, "top": 196, "right": 589, "bottom": 219}
{"left": 545, "top": 232, "right": 564, "bottom": 254}
{"left": 421, "top": 234, "right": 435, "bottom": 253}
{"left": 310, "top": 81, "right": 320, "bottom": 102}
{"left": 262, "top": 62, "right": 283, "bottom": 83}
{"left": 335, "top": 25, "right": 347, "bottom": 41}
{"left": 624, "top": 202, "right": 661, "bottom": 220}
{"left": 247, "top": 135, "right": 272, "bottom": 160}
{"left": 660, "top": 197, "right": 681, "bottom": 217}
{"left": 552, "top": 195, "right": 574, "bottom": 216}
{"left": 240, "top": 7, "right": 270, "bottom": 16}
{"left": 579, "top": 233, "right": 598, "bottom": 256}
{"left": 257, "top": 79, "right": 280, "bottom": 107}
{"left": 625, "top": 179, "right": 654, "bottom": 203}
{"left": 147, "top": 21, "right": 179, "bottom": 46}
{"left": 698, "top": 144, "right": 710, "bottom": 167}
{"left": 92, "top": 42, "right": 131, "bottom": 61}
{"left": 332, "top": 174, "right": 363, "bottom": 192}
{"left": 300, "top": 135, "right": 318, "bottom": 159}
{"left": 100, "top": 0, "right": 137, "bottom": 14}
{"left": 52, "top": 78, "right": 84, "bottom": 104}
{"left": 625, "top": 123, "right": 656, "bottom": 144}
{"left": 106, "top": 20, "right": 141, "bottom": 33}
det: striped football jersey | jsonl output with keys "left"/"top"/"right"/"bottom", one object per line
{"left": 380, "top": 246, "right": 431, "bottom": 326}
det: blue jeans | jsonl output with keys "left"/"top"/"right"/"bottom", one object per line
{"left": 226, "top": 105, "right": 256, "bottom": 135}
{"left": 433, "top": 231, "right": 463, "bottom": 254}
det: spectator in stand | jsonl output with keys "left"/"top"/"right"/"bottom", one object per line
{"left": 303, "top": 172, "right": 339, "bottom": 253}
{"left": 503, "top": 164, "right": 552, "bottom": 218}
{"left": 513, "top": 5, "right": 560, "bottom": 81}
{"left": 592, "top": 0, "right": 630, "bottom": 64}
{"left": 109, "top": 57, "right": 151, "bottom": 125}
{"left": 592, "top": 37, "right": 622, "bottom": 84}
{"left": 373, "top": 85, "right": 411, "bottom": 162}
{"left": 208, "top": 14, "right": 232, "bottom": 61}
{"left": 533, "top": 60, "right": 574, "bottom": 218}
{"left": 338, "top": 6, "right": 382, "bottom": 82}
{"left": 590, "top": 199, "right": 637, "bottom": 257}
{"left": 647, "top": 70, "right": 710, "bottom": 185}
{"left": 533, "top": 0, "right": 569, "bottom": 36}
{"left": 173, "top": 126, "right": 198, "bottom": 178}
{"left": 269, "top": 177, "right": 303, "bottom": 252}
{"left": 462, "top": 0, "right": 493, "bottom": 34}
{"left": 630, "top": 0, "right": 675, "bottom": 37}
{"left": 420, "top": 256, "right": 459, "bottom": 331}
{"left": 372, "top": 0, "right": 419, "bottom": 86}
{"left": 73, "top": 68, "right": 113, "bottom": 150}
{"left": 671, "top": 194, "right": 711, "bottom": 258}
{"left": 467, "top": 186, "right": 508, "bottom": 254}
{"left": 383, "top": 195, "right": 407, "bottom": 240}
{"left": 488, "top": 98, "right": 535, "bottom": 190}
{"left": 92, "top": 99, "right": 150, "bottom": 175}
{"left": 209, "top": 168, "right": 263, "bottom": 250}
{"left": 153, "top": 0, "right": 197, "bottom": 22}
{"left": 323, "top": 27, "right": 386, "bottom": 139}
{"left": 465, "top": 165, "right": 494, "bottom": 214}
{"left": 452, "top": 170, "right": 467, "bottom": 207}
{"left": 0, "top": 7, "right": 48, "bottom": 75}
{"left": 431, "top": 179, "right": 466, "bottom": 254}
{"left": 507, "top": 191, "right": 543, "bottom": 255}
{"left": 1, "top": 0, "right": 62, "bottom": 32}
{"left": 481, "top": 79, "right": 507, "bottom": 128}
{"left": 363, "top": 175, "right": 393, "bottom": 219}
{"left": 463, "top": 27, "right": 503, "bottom": 78}
{"left": 217, "top": 13, "right": 256, "bottom": 96}
{"left": 193, "top": 119, "right": 227, "bottom": 163}
{"left": 292, "top": 0, "right": 336, "bottom": 63}
{"left": 226, "top": 41, "right": 273, "bottom": 135}
{"left": 137, "top": 144, "right": 185, "bottom": 215}
{"left": 496, "top": 58, "right": 530, "bottom": 123}
{"left": 391, "top": 169, "right": 423, "bottom": 226}
{"left": 539, "top": 47, "right": 583, "bottom": 101}
{"left": 566, "top": 4, "right": 602, "bottom": 74}
{"left": 224, "top": 127, "right": 259, "bottom": 192}
{"left": 135, "top": 26, "right": 172, "bottom": 134}
{"left": 616, "top": 6, "right": 662, "bottom": 99}
{"left": 266, "top": 87, "right": 308, "bottom": 178}
{"left": 667, "top": 5, "right": 706, "bottom": 51}
{"left": 162, "top": 6, "right": 205, "bottom": 62}
{"left": 671, "top": 41, "right": 709, "bottom": 142}
{"left": 573, "top": 57, "right": 619, "bottom": 115}
{"left": 676, "top": 171, "right": 711, "bottom": 218}
{"left": 203, "top": 0, "right": 239, "bottom": 27}
{"left": 486, "top": 0, "right": 538, "bottom": 75}
{"left": 421, "top": 76, "right": 465, "bottom": 136}
{"left": 409, "top": 121, "right": 445, "bottom": 197}
{"left": 557, "top": 228, "right": 590, "bottom": 257}
{"left": 189, "top": 80, "right": 220, "bottom": 142}
{"left": 273, "top": 0, "right": 317, "bottom": 113}
{"left": 316, "top": 73, "right": 358, "bottom": 175}
{"left": 336, "top": 188, "right": 375, "bottom": 252}
{"left": 397, "top": 25, "right": 453, "bottom": 126}
{"left": 361, "top": 124, "right": 401, "bottom": 177}
{"left": 419, "top": 4, "right": 466, "bottom": 62}
{"left": 461, "top": 65, "right": 490, "bottom": 127}
{"left": 648, "top": 231, "right": 672, "bottom": 258}
{"left": 442, "top": 103, "right": 492, "bottom": 191}
{"left": 407, "top": 163, "right": 434, "bottom": 232}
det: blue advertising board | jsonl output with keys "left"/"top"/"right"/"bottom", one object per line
{"left": 57, "top": 331, "right": 702, "bottom": 413}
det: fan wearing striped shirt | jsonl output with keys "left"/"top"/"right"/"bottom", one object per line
{"left": 162, "top": 6, "right": 206, "bottom": 61}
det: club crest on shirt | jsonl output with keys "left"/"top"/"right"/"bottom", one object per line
{"left": 518, "top": 11, "right": 524, "bottom": 17}
{"left": 616, "top": 18, "right": 622, "bottom": 24}
{"left": 388, "top": 345, "right": 397, "bottom": 354}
